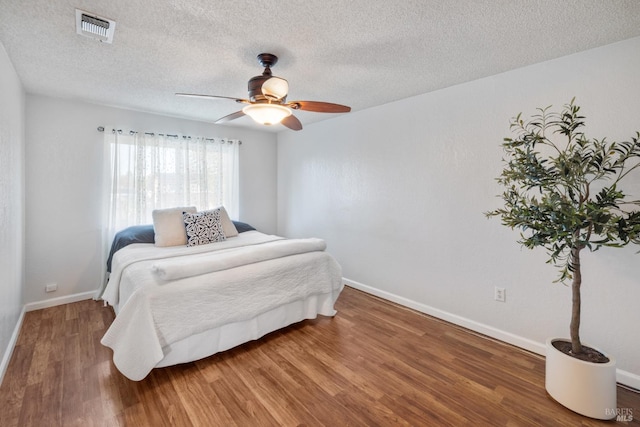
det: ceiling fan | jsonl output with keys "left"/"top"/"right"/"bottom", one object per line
{"left": 176, "top": 53, "right": 351, "bottom": 131}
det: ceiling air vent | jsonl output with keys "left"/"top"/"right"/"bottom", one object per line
{"left": 75, "top": 9, "right": 116, "bottom": 43}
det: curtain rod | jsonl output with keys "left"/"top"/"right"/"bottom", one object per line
{"left": 97, "top": 126, "right": 241, "bottom": 144}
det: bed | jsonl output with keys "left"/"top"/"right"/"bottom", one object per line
{"left": 100, "top": 209, "right": 343, "bottom": 381}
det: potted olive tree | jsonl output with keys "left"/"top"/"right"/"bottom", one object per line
{"left": 486, "top": 98, "right": 640, "bottom": 419}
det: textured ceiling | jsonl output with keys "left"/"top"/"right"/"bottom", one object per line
{"left": 2, "top": 0, "right": 640, "bottom": 132}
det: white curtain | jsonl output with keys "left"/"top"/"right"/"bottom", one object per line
{"left": 98, "top": 130, "right": 239, "bottom": 296}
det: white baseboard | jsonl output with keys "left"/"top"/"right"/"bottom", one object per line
{"left": 0, "top": 307, "right": 26, "bottom": 387}
{"left": 343, "top": 277, "right": 640, "bottom": 391}
{"left": 24, "top": 290, "right": 96, "bottom": 312}
{"left": 618, "top": 371, "right": 640, "bottom": 392}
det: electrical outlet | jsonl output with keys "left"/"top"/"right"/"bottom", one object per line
{"left": 494, "top": 286, "right": 506, "bottom": 302}
{"left": 45, "top": 283, "right": 57, "bottom": 293}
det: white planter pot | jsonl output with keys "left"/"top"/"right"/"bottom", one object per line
{"left": 545, "top": 338, "right": 617, "bottom": 420}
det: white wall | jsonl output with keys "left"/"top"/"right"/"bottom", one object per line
{"left": 0, "top": 42, "right": 25, "bottom": 380}
{"left": 25, "top": 95, "right": 277, "bottom": 304}
{"left": 277, "top": 36, "right": 640, "bottom": 385}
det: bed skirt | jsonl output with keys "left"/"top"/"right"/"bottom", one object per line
{"left": 155, "top": 285, "right": 343, "bottom": 369}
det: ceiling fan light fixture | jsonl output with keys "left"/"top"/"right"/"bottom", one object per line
{"left": 261, "top": 77, "right": 289, "bottom": 101}
{"left": 242, "top": 104, "right": 292, "bottom": 125}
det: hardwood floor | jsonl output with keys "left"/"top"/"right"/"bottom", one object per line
{"left": 1, "top": 286, "right": 638, "bottom": 426}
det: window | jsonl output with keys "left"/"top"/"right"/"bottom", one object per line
{"left": 104, "top": 131, "right": 239, "bottom": 235}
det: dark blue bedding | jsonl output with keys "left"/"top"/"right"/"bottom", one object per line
{"left": 231, "top": 221, "right": 257, "bottom": 234}
{"left": 106, "top": 221, "right": 256, "bottom": 272}
{"left": 106, "top": 225, "right": 155, "bottom": 273}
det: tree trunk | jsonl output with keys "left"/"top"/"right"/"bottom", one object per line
{"left": 570, "top": 246, "right": 583, "bottom": 354}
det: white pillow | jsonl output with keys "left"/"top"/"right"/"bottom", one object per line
{"left": 217, "top": 206, "right": 238, "bottom": 238}
{"left": 152, "top": 206, "right": 197, "bottom": 247}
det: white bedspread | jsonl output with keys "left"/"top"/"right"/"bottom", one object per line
{"left": 151, "top": 237, "right": 327, "bottom": 281}
{"left": 100, "top": 231, "right": 343, "bottom": 381}
{"left": 102, "top": 231, "right": 284, "bottom": 307}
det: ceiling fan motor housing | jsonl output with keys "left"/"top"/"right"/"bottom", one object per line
{"left": 248, "top": 74, "right": 271, "bottom": 102}
{"left": 248, "top": 53, "right": 285, "bottom": 102}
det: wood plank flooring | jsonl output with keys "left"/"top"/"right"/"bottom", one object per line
{"left": 1, "top": 286, "right": 638, "bottom": 426}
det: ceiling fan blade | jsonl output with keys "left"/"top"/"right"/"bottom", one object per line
{"left": 215, "top": 110, "right": 246, "bottom": 124}
{"left": 281, "top": 114, "right": 303, "bottom": 131}
{"left": 176, "top": 93, "right": 250, "bottom": 104}
{"left": 287, "top": 100, "right": 351, "bottom": 113}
